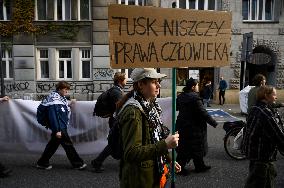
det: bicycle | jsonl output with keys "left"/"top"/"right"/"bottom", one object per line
{"left": 223, "top": 120, "right": 246, "bottom": 160}
{"left": 223, "top": 109, "right": 284, "bottom": 160}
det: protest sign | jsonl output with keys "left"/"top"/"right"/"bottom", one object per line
{"left": 108, "top": 4, "right": 232, "bottom": 68}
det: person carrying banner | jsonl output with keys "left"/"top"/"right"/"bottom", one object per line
{"left": 36, "top": 81, "right": 86, "bottom": 170}
{"left": 0, "top": 96, "right": 12, "bottom": 178}
{"left": 91, "top": 72, "right": 126, "bottom": 173}
{"left": 116, "top": 68, "right": 180, "bottom": 188}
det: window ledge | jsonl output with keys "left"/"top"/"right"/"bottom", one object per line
{"left": 4, "top": 78, "right": 14, "bottom": 81}
{"left": 37, "top": 79, "right": 50, "bottom": 81}
{"left": 79, "top": 78, "right": 92, "bottom": 81}
{"left": 242, "top": 20, "right": 279, "bottom": 24}
{"left": 35, "top": 20, "right": 92, "bottom": 22}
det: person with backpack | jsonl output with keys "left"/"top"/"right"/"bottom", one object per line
{"left": 36, "top": 81, "right": 87, "bottom": 170}
{"left": 91, "top": 72, "right": 126, "bottom": 173}
{"left": 116, "top": 68, "right": 180, "bottom": 188}
{"left": 0, "top": 96, "right": 12, "bottom": 178}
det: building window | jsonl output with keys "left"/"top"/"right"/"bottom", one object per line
{"left": 38, "top": 49, "right": 49, "bottom": 79}
{"left": 118, "top": 0, "right": 146, "bottom": 6}
{"left": 0, "top": 0, "right": 11, "bottom": 20}
{"left": 177, "top": 0, "right": 217, "bottom": 10}
{"left": 120, "top": 68, "right": 134, "bottom": 80}
{"left": 36, "top": 0, "right": 90, "bottom": 20}
{"left": 242, "top": 0, "right": 275, "bottom": 21}
{"left": 80, "top": 49, "right": 91, "bottom": 79}
{"left": 58, "top": 49, "right": 72, "bottom": 79}
{"left": 1, "top": 49, "right": 13, "bottom": 79}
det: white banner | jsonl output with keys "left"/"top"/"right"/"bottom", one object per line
{"left": 0, "top": 98, "right": 236, "bottom": 155}
{"left": 0, "top": 98, "right": 172, "bottom": 155}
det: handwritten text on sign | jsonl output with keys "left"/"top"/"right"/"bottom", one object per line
{"left": 108, "top": 4, "right": 232, "bottom": 68}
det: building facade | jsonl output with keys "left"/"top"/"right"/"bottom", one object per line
{"left": 161, "top": 0, "right": 284, "bottom": 96}
{"left": 1, "top": 0, "right": 284, "bottom": 101}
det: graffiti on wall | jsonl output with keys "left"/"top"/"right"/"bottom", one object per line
{"left": 36, "top": 82, "right": 95, "bottom": 94}
{"left": 4, "top": 82, "right": 30, "bottom": 92}
{"left": 36, "top": 83, "right": 56, "bottom": 93}
{"left": 93, "top": 69, "right": 114, "bottom": 80}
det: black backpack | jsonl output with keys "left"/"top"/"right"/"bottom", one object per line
{"left": 93, "top": 87, "right": 116, "bottom": 118}
{"left": 108, "top": 111, "right": 146, "bottom": 160}
{"left": 37, "top": 104, "right": 50, "bottom": 129}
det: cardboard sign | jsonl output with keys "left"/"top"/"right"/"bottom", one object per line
{"left": 108, "top": 4, "right": 232, "bottom": 68}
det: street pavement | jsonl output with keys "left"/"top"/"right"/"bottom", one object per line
{"left": 1, "top": 104, "right": 284, "bottom": 188}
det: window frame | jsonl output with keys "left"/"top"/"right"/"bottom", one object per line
{"left": 242, "top": 0, "right": 275, "bottom": 22}
{"left": 37, "top": 49, "right": 50, "bottom": 80}
{"left": 0, "top": 0, "right": 11, "bottom": 20}
{"left": 57, "top": 49, "right": 73, "bottom": 80}
{"left": 35, "top": 0, "right": 90, "bottom": 21}
{"left": 118, "top": 0, "right": 146, "bottom": 6}
{"left": 1, "top": 49, "right": 13, "bottom": 80}
{"left": 175, "top": 0, "right": 218, "bottom": 10}
{"left": 79, "top": 48, "right": 92, "bottom": 80}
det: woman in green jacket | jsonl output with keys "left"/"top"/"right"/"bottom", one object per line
{"left": 117, "top": 68, "right": 180, "bottom": 188}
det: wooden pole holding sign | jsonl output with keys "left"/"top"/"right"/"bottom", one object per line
{"left": 108, "top": 4, "right": 232, "bottom": 187}
{"left": 171, "top": 68, "right": 177, "bottom": 188}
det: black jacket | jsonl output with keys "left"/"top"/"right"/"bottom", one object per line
{"left": 202, "top": 84, "right": 213, "bottom": 100}
{"left": 176, "top": 92, "right": 217, "bottom": 158}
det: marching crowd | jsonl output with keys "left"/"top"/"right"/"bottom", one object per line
{"left": 0, "top": 70, "right": 284, "bottom": 188}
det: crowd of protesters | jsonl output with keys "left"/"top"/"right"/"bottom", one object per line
{"left": 1, "top": 71, "right": 284, "bottom": 188}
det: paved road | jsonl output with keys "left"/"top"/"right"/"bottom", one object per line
{"left": 1, "top": 104, "right": 284, "bottom": 188}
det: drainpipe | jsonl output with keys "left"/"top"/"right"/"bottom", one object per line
{"left": 0, "top": 35, "right": 5, "bottom": 97}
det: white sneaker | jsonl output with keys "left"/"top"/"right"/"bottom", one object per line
{"left": 74, "top": 163, "right": 87, "bottom": 170}
{"left": 36, "top": 164, "right": 52, "bottom": 170}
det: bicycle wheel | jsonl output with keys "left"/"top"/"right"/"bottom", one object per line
{"left": 224, "top": 127, "right": 246, "bottom": 160}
